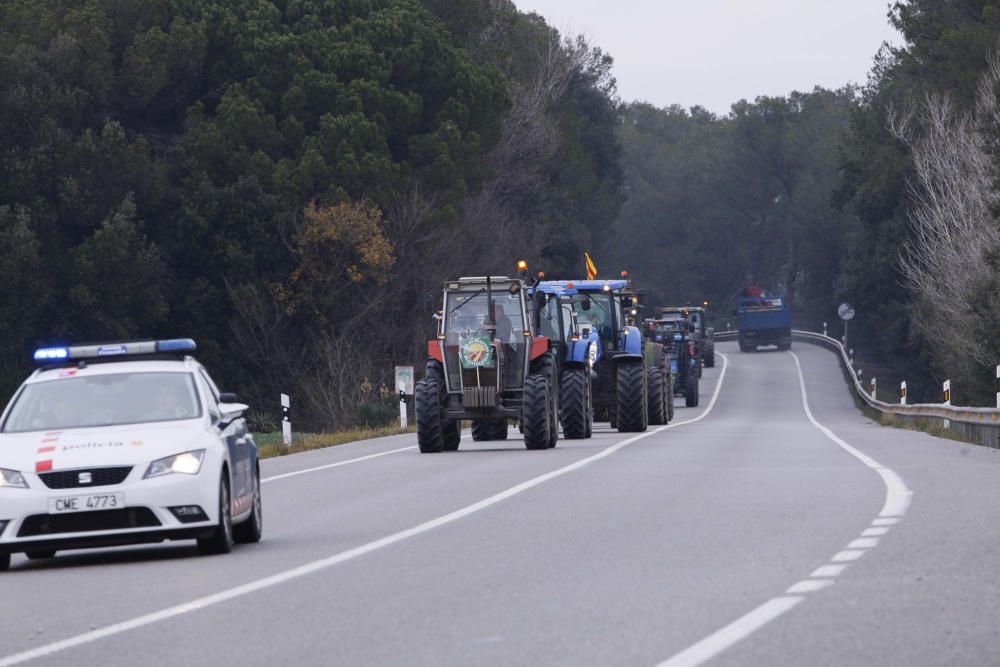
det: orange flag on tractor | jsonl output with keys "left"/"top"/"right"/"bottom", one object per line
{"left": 585, "top": 252, "right": 598, "bottom": 280}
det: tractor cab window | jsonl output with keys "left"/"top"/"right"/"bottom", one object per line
{"left": 537, "top": 295, "right": 571, "bottom": 342}
{"left": 445, "top": 290, "right": 524, "bottom": 344}
{"left": 571, "top": 293, "right": 614, "bottom": 345}
{"left": 613, "top": 298, "right": 625, "bottom": 334}
{"left": 651, "top": 319, "right": 684, "bottom": 351}
{"left": 689, "top": 312, "right": 703, "bottom": 330}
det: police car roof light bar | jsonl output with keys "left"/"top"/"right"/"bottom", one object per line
{"left": 33, "top": 339, "right": 197, "bottom": 364}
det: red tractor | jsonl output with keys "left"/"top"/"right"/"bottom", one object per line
{"left": 416, "top": 275, "right": 558, "bottom": 452}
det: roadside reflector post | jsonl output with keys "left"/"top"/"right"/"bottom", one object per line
{"left": 281, "top": 394, "right": 292, "bottom": 447}
{"left": 996, "top": 365, "right": 999, "bottom": 409}
{"left": 943, "top": 379, "right": 951, "bottom": 406}
{"left": 900, "top": 381, "right": 907, "bottom": 406}
{"left": 871, "top": 377, "right": 877, "bottom": 400}
{"left": 394, "top": 365, "right": 415, "bottom": 429}
{"left": 398, "top": 383, "right": 408, "bottom": 429}
{"left": 823, "top": 321, "right": 828, "bottom": 337}
{"left": 849, "top": 348, "right": 855, "bottom": 365}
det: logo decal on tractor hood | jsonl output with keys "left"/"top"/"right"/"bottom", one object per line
{"left": 460, "top": 336, "right": 494, "bottom": 369}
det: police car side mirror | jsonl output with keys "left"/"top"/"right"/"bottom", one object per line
{"left": 219, "top": 392, "right": 238, "bottom": 403}
{"left": 218, "top": 401, "right": 249, "bottom": 421}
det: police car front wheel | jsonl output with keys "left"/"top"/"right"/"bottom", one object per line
{"left": 233, "top": 468, "right": 263, "bottom": 544}
{"left": 197, "top": 473, "right": 234, "bottom": 555}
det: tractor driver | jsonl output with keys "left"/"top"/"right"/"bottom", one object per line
{"left": 492, "top": 300, "right": 514, "bottom": 342}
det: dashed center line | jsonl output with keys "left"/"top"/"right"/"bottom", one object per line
{"left": 655, "top": 350, "right": 912, "bottom": 667}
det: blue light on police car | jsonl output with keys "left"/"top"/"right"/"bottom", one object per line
{"left": 33, "top": 347, "right": 69, "bottom": 361}
{"left": 156, "top": 339, "right": 197, "bottom": 353}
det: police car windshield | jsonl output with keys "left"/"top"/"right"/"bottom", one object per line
{"left": 2, "top": 372, "right": 202, "bottom": 433}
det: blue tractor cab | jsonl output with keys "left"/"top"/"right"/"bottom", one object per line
{"left": 537, "top": 277, "right": 670, "bottom": 432}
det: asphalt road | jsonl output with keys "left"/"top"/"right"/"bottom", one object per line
{"left": 2, "top": 342, "right": 999, "bottom": 666}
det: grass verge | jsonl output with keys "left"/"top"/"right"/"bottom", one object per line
{"left": 254, "top": 425, "right": 414, "bottom": 459}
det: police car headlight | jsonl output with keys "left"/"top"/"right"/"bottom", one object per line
{"left": 144, "top": 450, "right": 206, "bottom": 479}
{"left": 0, "top": 468, "right": 28, "bottom": 489}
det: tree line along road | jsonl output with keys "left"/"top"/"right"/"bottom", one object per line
{"left": 1, "top": 342, "right": 998, "bottom": 666}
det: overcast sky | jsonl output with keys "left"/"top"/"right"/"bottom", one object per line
{"left": 513, "top": 0, "right": 902, "bottom": 115}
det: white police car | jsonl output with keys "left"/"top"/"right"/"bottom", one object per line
{"left": 0, "top": 339, "right": 262, "bottom": 570}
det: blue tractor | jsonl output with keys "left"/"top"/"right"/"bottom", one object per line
{"left": 527, "top": 280, "right": 602, "bottom": 439}
{"left": 537, "top": 278, "right": 670, "bottom": 432}
{"left": 646, "top": 315, "right": 700, "bottom": 408}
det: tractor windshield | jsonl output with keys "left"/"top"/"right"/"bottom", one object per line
{"left": 442, "top": 288, "right": 527, "bottom": 391}
{"left": 537, "top": 295, "right": 572, "bottom": 343}
{"left": 570, "top": 293, "right": 612, "bottom": 340}
{"left": 445, "top": 290, "right": 524, "bottom": 343}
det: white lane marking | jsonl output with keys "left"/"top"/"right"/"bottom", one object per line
{"left": 786, "top": 579, "right": 835, "bottom": 594}
{"left": 872, "top": 517, "right": 900, "bottom": 526}
{"left": 848, "top": 537, "right": 879, "bottom": 549}
{"left": 830, "top": 550, "right": 866, "bottom": 563}
{"left": 658, "top": 597, "right": 803, "bottom": 667}
{"left": 811, "top": 564, "right": 850, "bottom": 578}
{"left": 654, "top": 349, "right": 912, "bottom": 667}
{"left": 262, "top": 446, "right": 416, "bottom": 483}
{"left": 0, "top": 358, "right": 732, "bottom": 666}
{"left": 862, "top": 527, "right": 889, "bottom": 537}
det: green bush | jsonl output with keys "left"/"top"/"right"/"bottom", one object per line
{"left": 355, "top": 400, "right": 397, "bottom": 428}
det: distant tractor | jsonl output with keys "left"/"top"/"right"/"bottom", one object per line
{"left": 735, "top": 288, "right": 792, "bottom": 351}
{"left": 528, "top": 280, "right": 603, "bottom": 439}
{"left": 681, "top": 306, "right": 716, "bottom": 368}
{"left": 647, "top": 315, "right": 700, "bottom": 407}
{"left": 417, "top": 276, "right": 558, "bottom": 452}
{"left": 538, "top": 277, "right": 670, "bottom": 432}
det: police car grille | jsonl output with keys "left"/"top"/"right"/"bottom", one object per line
{"left": 18, "top": 508, "right": 161, "bottom": 537}
{"left": 38, "top": 467, "right": 133, "bottom": 489}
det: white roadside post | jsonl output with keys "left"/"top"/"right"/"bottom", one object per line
{"left": 900, "top": 381, "right": 907, "bottom": 406}
{"left": 823, "top": 321, "right": 828, "bottom": 337}
{"left": 395, "top": 365, "right": 415, "bottom": 429}
{"left": 942, "top": 380, "right": 951, "bottom": 429}
{"left": 871, "top": 377, "right": 877, "bottom": 400}
{"left": 280, "top": 393, "right": 292, "bottom": 447}
{"left": 996, "top": 365, "right": 999, "bottom": 409}
{"left": 849, "top": 348, "right": 855, "bottom": 366}
{"left": 398, "top": 382, "right": 408, "bottom": 429}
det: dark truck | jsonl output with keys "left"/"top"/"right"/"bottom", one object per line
{"left": 736, "top": 292, "right": 791, "bottom": 351}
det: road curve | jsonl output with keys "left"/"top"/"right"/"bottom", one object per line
{"left": 2, "top": 342, "right": 999, "bottom": 666}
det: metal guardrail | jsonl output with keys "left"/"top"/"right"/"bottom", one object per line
{"left": 714, "top": 329, "right": 1000, "bottom": 449}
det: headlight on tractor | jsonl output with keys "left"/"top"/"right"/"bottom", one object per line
{"left": 0, "top": 468, "right": 28, "bottom": 489}
{"left": 143, "top": 450, "right": 206, "bottom": 479}
{"left": 588, "top": 343, "right": 598, "bottom": 366}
